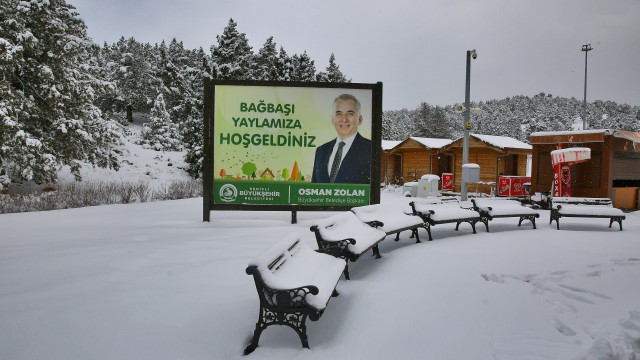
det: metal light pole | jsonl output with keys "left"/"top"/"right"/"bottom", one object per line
{"left": 461, "top": 49, "right": 477, "bottom": 201}
{"left": 581, "top": 44, "right": 592, "bottom": 130}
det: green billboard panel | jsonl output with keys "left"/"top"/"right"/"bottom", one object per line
{"left": 210, "top": 82, "right": 379, "bottom": 208}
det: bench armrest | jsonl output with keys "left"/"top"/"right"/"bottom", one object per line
{"left": 246, "top": 265, "right": 320, "bottom": 309}
{"left": 310, "top": 225, "right": 358, "bottom": 260}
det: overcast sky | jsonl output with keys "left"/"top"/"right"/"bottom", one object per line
{"left": 71, "top": 0, "right": 640, "bottom": 111}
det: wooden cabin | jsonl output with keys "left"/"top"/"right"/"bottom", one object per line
{"left": 530, "top": 129, "right": 640, "bottom": 209}
{"left": 438, "top": 134, "right": 532, "bottom": 194}
{"left": 381, "top": 140, "right": 401, "bottom": 184}
{"left": 387, "top": 137, "right": 453, "bottom": 183}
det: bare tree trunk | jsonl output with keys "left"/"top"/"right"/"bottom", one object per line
{"left": 126, "top": 104, "right": 133, "bottom": 123}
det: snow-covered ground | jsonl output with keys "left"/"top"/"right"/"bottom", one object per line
{"left": 1, "top": 191, "right": 639, "bottom": 360}
{"left": 56, "top": 114, "right": 190, "bottom": 189}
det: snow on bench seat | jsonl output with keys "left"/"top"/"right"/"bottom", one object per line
{"left": 409, "top": 201, "right": 483, "bottom": 241}
{"left": 549, "top": 197, "right": 626, "bottom": 231}
{"left": 310, "top": 212, "right": 387, "bottom": 279}
{"left": 247, "top": 233, "right": 345, "bottom": 310}
{"left": 471, "top": 198, "right": 540, "bottom": 231}
{"left": 351, "top": 204, "right": 425, "bottom": 243}
{"left": 556, "top": 204, "right": 625, "bottom": 217}
{"left": 245, "top": 233, "right": 346, "bottom": 354}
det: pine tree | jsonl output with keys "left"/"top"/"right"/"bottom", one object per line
{"left": 177, "top": 47, "right": 208, "bottom": 178}
{"left": 276, "top": 47, "right": 293, "bottom": 81}
{"left": 210, "top": 19, "right": 253, "bottom": 80}
{"left": 102, "top": 37, "right": 160, "bottom": 120}
{"left": 415, "top": 103, "right": 452, "bottom": 139}
{"left": 317, "top": 53, "right": 349, "bottom": 82}
{"left": 0, "top": 0, "right": 121, "bottom": 185}
{"left": 253, "top": 37, "right": 278, "bottom": 80}
{"left": 290, "top": 51, "right": 316, "bottom": 81}
{"left": 140, "top": 94, "right": 182, "bottom": 151}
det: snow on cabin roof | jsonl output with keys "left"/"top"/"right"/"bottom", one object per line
{"left": 470, "top": 134, "right": 532, "bottom": 150}
{"left": 530, "top": 129, "right": 611, "bottom": 137}
{"left": 530, "top": 129, "right": 640, "bottom": 143}
{"left": 409, "top": 137, "right": 453, "bottom": 149}
{"left": 612, "top": 130, "right": 640, "bottom": 143}
{"left": 382, "top": 140, "right": 401, "bottom": 150}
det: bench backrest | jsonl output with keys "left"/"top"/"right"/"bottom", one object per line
{"left": 248, "top": 233, "right": 302, "bottom": 277}
{"left": 350, "top": 204, "right": 385, "bottom": 223}
{"left": 551, "top": 197, "right": 612, "bottom": 207}
{"left": 311, "top": 212, "right": 364, "bottom": 239}
{"left": 471, "top": 198, "right": 524, "bottom": 209}
{"left": 410, "top": 200, "right": 463, "bottom": 214}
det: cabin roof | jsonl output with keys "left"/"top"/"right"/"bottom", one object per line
{"left": 381, "top": 140, "right": 402, "bottom": 150}
{"left": 441, "top": 134, "right": 532, "bottom": 151}
{"left": 530, "top": 129, "right": 640, "bottom": 144}
{"left": 409, "top": 137, "right": 454, "bottom": 149}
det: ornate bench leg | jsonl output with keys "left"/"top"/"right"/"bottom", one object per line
{"left": 470, "top": 220, "right": 477, "bottom": 234}
{"left": 424, "top": 224, "right": 433, "bottom": 241}
{"left": 481, "top": 217, "right": 490, "bottom": 232}
{"left": 343, "top": 264, "right": 351, "bottom": 280}
{"left": 610, "top": 217, "right": 623, "bottom": 231}
{"left": 245, "top": 303, "right": 314, "bottom": 354}
{"left": 372, "top": 244, "right": 382, "bottom": 259}
{"left": 413, "top": 228, "right": 421, "bottom": 243}
{"left": 284, "top": 313, "right": 311, "bottom": 349}
{"left": 550, "top": 212, "right": 560, "bottom": 229}
{"left": 294, "top": 318, "right": 310, "bottom": 349}
{"left": 519, "top": 216, "right": 537, "bottom": 229}
{"left": 244, "top": 320, "right": 267, "bottom": 355}
{"left": 395, "top": 232, "right": 401, "bottom": 241}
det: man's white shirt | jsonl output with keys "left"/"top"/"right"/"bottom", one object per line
{"left": 326, "top": 133, "right": 357, "bottom": 175}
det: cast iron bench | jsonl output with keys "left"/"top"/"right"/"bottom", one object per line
{"left": 471, "top": 198, "right": 540, "bottom": 231}
{"left": 409, "top": 200, "right": 483, "bottom": 241}
{"left": 549, "top": 197, "right": 626, "bottom": 230}
{"left": 310, "top": 212, "right": 387, "bottom": 280}
{"left": 244, "top": 233, "right": 346, "bottom": 354}
{"left": 351, "top": 204, "right": 425, "bottom": 243}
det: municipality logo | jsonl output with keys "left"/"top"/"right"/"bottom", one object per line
{"left": 219, "top": 184, "right": 238, "bottom": 202}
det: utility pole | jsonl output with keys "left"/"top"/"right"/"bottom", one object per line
{"left": 581, "top": 44, "right": 592, "bottom": 130}
{"left": 461, "top": 49, "right": 477, "bottom": 201}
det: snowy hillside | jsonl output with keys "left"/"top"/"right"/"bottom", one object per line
{"left": 57, "top": 114, "right": 192, "bottom": 188}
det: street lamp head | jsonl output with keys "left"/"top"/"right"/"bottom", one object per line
{"left": 471, "top": 49, "right": 477, "bottom": 59}
{"left": 581, "top": 44, "right": 593, "bottom": 52}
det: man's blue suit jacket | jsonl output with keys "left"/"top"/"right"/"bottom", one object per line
{"left": 311, "top": 133, "right": 371, "bottom": 184}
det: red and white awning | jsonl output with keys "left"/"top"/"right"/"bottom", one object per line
{"left": 550, "top": 147, "right": 591, "bottom": 165}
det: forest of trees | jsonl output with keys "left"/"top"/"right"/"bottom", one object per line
{"left": 1, "top": 0, "right": 638, "bottom": 186}
{"left": 0, "top": 0, "right": 349, "bottom": 186}
{"left": 383, "top": 94, "right": 640, "bottom": 143}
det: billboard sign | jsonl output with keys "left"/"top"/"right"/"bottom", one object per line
{"left": 203, "top": 80, "right": 382, "bottom": 219}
